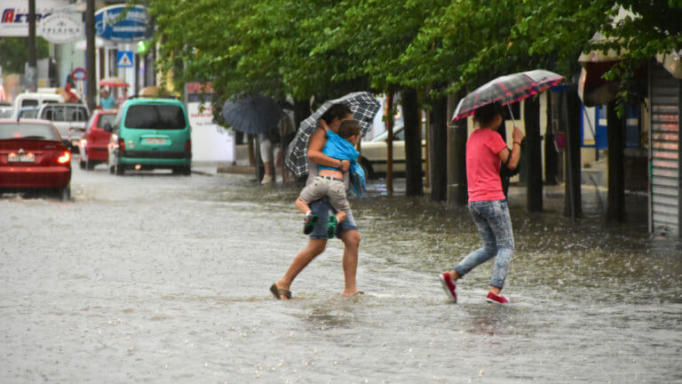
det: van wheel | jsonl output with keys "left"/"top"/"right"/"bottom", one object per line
{"left": 115, "top": 164, "right": 125, "bottom": 175}
{"left": 79, "top": 159, "right": 86, "bottom": 169}
{"left": 86, "top": 160, "right": 95, "bottom": 170}
{"left": 109, "top": 165, "right": 114, "bottom": 174}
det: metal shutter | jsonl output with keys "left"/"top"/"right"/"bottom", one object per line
{"left": 649, "top": 63, "right": 681, "bottom": 237}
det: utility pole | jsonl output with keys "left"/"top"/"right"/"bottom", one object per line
{"left": 27, "top": 0, "right": 37, "bottom": 91}
{"left": 85, "top": 0, "right": 96, "bottom": 111}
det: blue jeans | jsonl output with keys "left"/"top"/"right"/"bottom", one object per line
{"left": 309, "top": 197, "right": 358, "bottom": 239}
{"left": 454, "top": 200, "right": 514, "bottom": 289}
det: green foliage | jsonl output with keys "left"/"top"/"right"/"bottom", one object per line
{"left": 148, "top": 0, "right": 681, "bottom": 107}
{"left": 0, "top": 37, "right": 50, "bottom": 74}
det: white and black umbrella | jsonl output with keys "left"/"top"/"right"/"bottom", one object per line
{"left": 285, "top": 91, "right": 380, "bottom": 177}
{"left": 221, "top": 94, "right": 282, "bottom": 135}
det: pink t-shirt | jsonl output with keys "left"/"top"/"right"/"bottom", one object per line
{"left": 466, "top": 128, "right": 507, "bottom": 202}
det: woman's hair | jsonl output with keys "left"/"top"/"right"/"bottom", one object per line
{"left": 474, "top": 102, "right": 502, "bottom": 127}
{"left": 338, "top": 120, "right": 361, "bottom": 139}
{"left": 321, "top": 103, "right": 352, "bottom": 123}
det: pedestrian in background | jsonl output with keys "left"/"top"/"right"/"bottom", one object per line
{"left": 100, "top": 88, "right": 116, "bottom": 110}
{"left": 439, "top": 102, "right": 524, "bottom": 304}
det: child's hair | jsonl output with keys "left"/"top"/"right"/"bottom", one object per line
{"left": 338, "top": 119, "right": 361, "bottom": 139}
{"left": 321, "top": 103, "right": 352, "bottom": 123}
{"left": 474, "top": 102, "right": 503, "bottom": 127}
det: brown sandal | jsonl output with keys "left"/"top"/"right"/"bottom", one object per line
{"left": 270, "top": 283, "right": 292, "bottom": 300}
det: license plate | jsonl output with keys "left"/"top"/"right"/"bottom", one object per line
{"left": 8, "top": 153, "right": 35, "bottom": 162}
{"left": 145, "top": 138, "right": 166, "bottom": 145}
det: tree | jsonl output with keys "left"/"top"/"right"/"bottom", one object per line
{"left": 0, "top": 37, "right": 49, "bottom": 74}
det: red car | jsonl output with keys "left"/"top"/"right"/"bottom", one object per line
{"left": 0, "top": 120, "right": 72, "bottom": 200}
{"left": 78, "top": 109, "right": 117, "bottom": 170}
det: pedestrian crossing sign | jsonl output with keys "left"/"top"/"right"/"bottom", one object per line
{"left": 117, "top": 51, "right": 134, "bottom": 68}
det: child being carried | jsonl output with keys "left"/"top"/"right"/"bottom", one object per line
{"left": 295, "top": 119, "right": 361, "bottom": 238}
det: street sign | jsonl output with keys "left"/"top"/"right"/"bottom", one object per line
{"left": 71, "top": 67, "right": 87, "bottom": 81}
{"left": 117, "top": 51, "right": 134, "bottom": 68}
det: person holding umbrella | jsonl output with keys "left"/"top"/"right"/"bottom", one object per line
{"left": 439, "top": 102, "right": 524, "bottom": 304}
{"left": 271, "top": 103, "right": 361, "bottom": 300}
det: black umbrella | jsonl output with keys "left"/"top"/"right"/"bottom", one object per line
{"left": 221, "top": 94, "right": 282, "bottom": 134}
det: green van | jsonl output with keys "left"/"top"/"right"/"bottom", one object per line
{"left": 106, "top": 97, "right": 192, "bottom": 175}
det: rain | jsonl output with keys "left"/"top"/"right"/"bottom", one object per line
{"left": 1, "top": 165, "right": 680, "bottom": 383}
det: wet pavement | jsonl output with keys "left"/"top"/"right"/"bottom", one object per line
{"left": 1, "top": 162, "right": 680, "bottom": 383}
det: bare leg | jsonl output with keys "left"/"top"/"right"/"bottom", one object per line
{"left": 295, "top": 197, "right": 311, "bottom": 215}
{"left": 340, "top": 229, "right": 360, "bottom": 296}
{"left": 275, "top": 239, "right": 327, "bottom": 300}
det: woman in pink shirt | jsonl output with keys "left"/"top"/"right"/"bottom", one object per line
{"left": 439, "top": 102, "right": 525, "bottom": 304}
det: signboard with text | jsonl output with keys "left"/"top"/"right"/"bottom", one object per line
{"left": 37, "top": 13, "right": 83, "bottom": 44}
{"left": 95, "top": 4, "right": 150, "bottom": 42}
{"left": 0, "top": 0, "right": 69, "bottom": 37}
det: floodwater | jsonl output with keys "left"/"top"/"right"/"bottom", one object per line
{"left": 1, "top": 163, "right": 680, "bottom": 383}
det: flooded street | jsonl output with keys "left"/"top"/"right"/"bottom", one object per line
{"left": 1, "top": 163, "right": 681, "bottom": 383}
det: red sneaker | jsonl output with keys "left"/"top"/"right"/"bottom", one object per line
{"left": 439, "top": 272, "right": 457, "bottom": 303}
{"left": 486, "top": 292, "right": 509, "bottom": 304}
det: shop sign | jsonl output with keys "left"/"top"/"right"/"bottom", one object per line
{"left": 0, "top": 0, "right": 69, "bottom": 37}
{"left": 95, "top": 5, "right": 150, "bottom": 42}
{"left": 38, "top": 13, "right": 83, "bottom": 44}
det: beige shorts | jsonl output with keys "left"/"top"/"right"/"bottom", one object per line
{"left": 298, "top": 175, "right": 350, "bottom": 212}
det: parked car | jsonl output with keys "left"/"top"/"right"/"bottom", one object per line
{"left": 359, "top": 124, "right": 426, "bottom": 179}
{"left": 0, "top": 104, "right": 13, "bottom": 119}
{"left": 107, "top": 97, "right": 192, "bottom": 175}
{"left": 36, "top": 103, "right": 90, "bottom": 152}
{"left": 78, "top": 109, "right": 117, "bottom": 170}
{"left": 0, "top": 120, "right": 72, "bottom": 200}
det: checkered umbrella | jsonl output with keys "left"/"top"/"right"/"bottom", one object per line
{"left": 285, "top": 91, "right": 380, "bottom": 177}
{"left": 452, "top": 69, "right": 563, "bottom": 121}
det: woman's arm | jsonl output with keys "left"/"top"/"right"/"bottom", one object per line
{"left": 498, "top": 126, "right": 524, "bottom": 170}
{"left": 308, "top": 127, "right": 346, "bottom": 170}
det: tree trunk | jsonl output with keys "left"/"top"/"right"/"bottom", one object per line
{"left": 447, "top": 91, "right": 467, "bottom": 206}
{"left": 429, "top": 93, "right": 448, "bottom": 201}
{"left": 607, "top": 101, "right": 626, "bottom": 222}
{"left": 402, "top": 88, "right": 423, "bottom": 196}
{"left": 385, "top": 92, "right": 394, "bottom": 196}
{"left": 563, "top": 86, "right": 582, "bottom": 219}
{"left": 525, "top": 97, "right": 543, "bottom": 212}
{"left": 545, "top": 92, "right": 558, "bottom": 185}
{"left": 292, "top": 99, "right": 309, "bottom": 130}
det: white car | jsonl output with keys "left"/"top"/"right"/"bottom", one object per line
{"left": 36, "top": 103, "right": 90, "bottom": 152}
{"left": 359, "top": 125, "right": 425, "bottom": 179}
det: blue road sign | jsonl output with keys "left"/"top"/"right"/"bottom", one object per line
{"left": 117, "top": 51, "right": 134, "bottom": 68}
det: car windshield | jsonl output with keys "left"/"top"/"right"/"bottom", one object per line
{"left": 97, "top": 113, "right": 116, "bottom": 128}
{"left": 0, "top": 123, "right": 60, "bottom": 141}
{"left": 124, "top": 104, "right": 186, "bottom": 130}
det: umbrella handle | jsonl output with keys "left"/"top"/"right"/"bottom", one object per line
{"left": 506, "top": 103, "right": 516, "bottom": 125}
